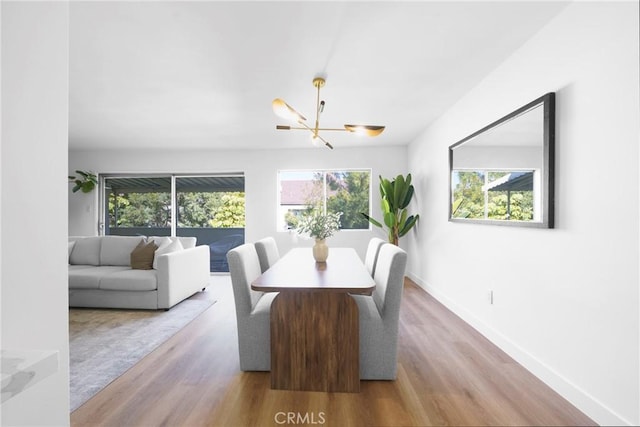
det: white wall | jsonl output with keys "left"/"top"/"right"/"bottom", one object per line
{"left": 68, "top": 146, "right": 407, "bottom": 259}
{"left": 453, "top": 146, "right": 542, "bottom": 169}
{"left": 1, "top": 2, "right": 70, "bottom": 425}
{"left": 407, "top": 2, "right": 639, "bottom": 426}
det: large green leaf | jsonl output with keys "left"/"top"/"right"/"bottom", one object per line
{"left": 401, "top": 185, "right": 414, "bottom": 209}
{"left": 381, "top": 198, "right": 391, "bottom": 215}
{"left": 81, "top": 182, "right": 96, "bottom": 193}
{"left": 396, "top": 174, "right": 413, "bottom": 209}
{"left": 361, "top": 213, "right": 383, "bottom": 228}
{"left": 399, "top": 208, "right": 408, "bottom": 227}
{"left": 392, "top": 174, "right": 404, "bottom": 210}
{"left": 379, "top": 176, "right": 392, "bottom": 200}
{"left": 69, "top": 170, "right": 97, "bottom": 193}
{"left": 383, "top": 211, "right": 396, "bottom": 228}
{"left": 399, "top": 214, "right": 419, "bottom": 237}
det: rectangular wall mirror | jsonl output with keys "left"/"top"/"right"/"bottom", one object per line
{"left": 449, "top": 92, "right": 555, "bottom": 228}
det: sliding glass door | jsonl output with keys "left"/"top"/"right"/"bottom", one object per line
{"left": 101, "top": 174, "right": 245, "bottom": 272}
{"left": 175, "top": 176, "right": 245, "bottom": 272}
{"left": 103, "top": 176, "right": 172, "bottom": 236}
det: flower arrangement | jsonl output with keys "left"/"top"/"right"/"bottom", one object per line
{"left": 296, "top": 211, "right": 342, "bottom": 240}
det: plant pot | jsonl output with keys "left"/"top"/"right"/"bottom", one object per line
{"left": 312, "top": 239, "right": 329, "bottom": 263}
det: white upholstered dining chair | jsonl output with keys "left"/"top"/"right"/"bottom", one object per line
{"left": 254, "top": 236, "right": 280, "bottom": 273}
{"left": 227, "top": 243, "right": 276, "bottom": 371}
{"left": 352, "top": 243, "right": 408, "bottom": 380}
{"left": 364, "top": 237, "right": 386, "bottom": 277}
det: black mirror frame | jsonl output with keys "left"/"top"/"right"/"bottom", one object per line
{"left": 448, "top": 92, "right": 555, "bottom": 228}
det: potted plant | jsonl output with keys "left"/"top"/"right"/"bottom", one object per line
{"left": 296, "top": 211, "right": 342, "bottom": 262}
{"left": 361, "top": 173, "right": 419, "bottom": 245}
{"left": 68, "top": 170, "right": 97, "bottom": 193}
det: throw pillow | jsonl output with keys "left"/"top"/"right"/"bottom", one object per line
{"left": 130, "top": 240, "right": 158, "bottom": 270}
{"left": 153, "top": 238, "right": 184, "bottom": 269}
{"left": 148, "top": 236, "right": 171, "bottom": 250}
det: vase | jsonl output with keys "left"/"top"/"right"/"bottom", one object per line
{"left": 312, "top": 239, "right": 329, "bottom": 262}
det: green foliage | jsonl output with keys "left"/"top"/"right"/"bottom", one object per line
{"left": 487, "top": 192, "right": 533, "bottom": 220}
{"left": 451, "top": 171, "right": 485, "bottom": 218}
{"left": 209, "top": 193, "right": 245, "bottom": 228}
{"left": 452, "top": 171, "right": 534, "bottom": 221}
{"left": 68, "top": 170, "right": 97, "bottom": 193}
{"left": 285, "top": 210, "right": 302, "bottom": 229}
{"left": 113, "top": 192, "right": 171, "bottom": 227}
{"left": 178, "top": 192, "right": 224, "bottom": 227}
{"left": 361, "top": 174, "right": 420, "bottom": 245}
{"left": 296, "top": 211, "right": 342, "bottom": 240}
{"left": 326, "top": 171, "right": 370, "bottom": 229}
{"left": 108, "top": 191, "right": 245, "bottom": 228}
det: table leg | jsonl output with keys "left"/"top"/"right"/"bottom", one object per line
{"left": 270, "top": 291, "right": 359, "bottom": 392}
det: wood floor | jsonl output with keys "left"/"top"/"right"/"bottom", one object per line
{"left": 71, "top": 276, "right": 595, "bottom": 427}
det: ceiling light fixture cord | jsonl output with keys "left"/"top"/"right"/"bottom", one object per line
{"left": 314, "top": 81, "right": 322, "bottom": 139}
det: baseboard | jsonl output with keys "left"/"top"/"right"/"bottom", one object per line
{"left": 405, "top": 271, "right": 633, "bottom": 427}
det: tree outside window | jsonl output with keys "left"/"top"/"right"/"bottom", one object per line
{"left": 452, "top": 170, "right": 534, "bottom": 221}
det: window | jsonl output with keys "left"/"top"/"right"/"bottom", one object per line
{"left": 105, "top": 176, "right": 172, "bottom": 233}
{"left": 451, "top": 169, "right": 537, "bottom": 221}
{"left": 278, "top": 170, "right": 371, "bottom": 231}
{"left": 101, "top": 174, "right": 245, "bottom": 272}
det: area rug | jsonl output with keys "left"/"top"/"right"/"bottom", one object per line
{"left": 69, "top": 297, "right": 216, "bottom": 411}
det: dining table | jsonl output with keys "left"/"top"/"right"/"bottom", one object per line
{"left": 251, "top": 247, "right": 375, "bottom": 393}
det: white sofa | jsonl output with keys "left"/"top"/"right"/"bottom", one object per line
{"left": 68, "top": 235, "right": 210, "bottom": 310}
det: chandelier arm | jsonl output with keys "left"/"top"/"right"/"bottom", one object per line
{"left": 276, "top": 125, "right": 347, "bottom": 132}
{"left": 295, "top": 120, "right": 333, "bottom": 149}
{"left": 315, "top": 133, "right": 334, "bottom": 150}
{"left": 277, "top": 121, "right": 333, "bottom": 149}
{"left": 297, "top": 121, "right": 315, "bottom": 132}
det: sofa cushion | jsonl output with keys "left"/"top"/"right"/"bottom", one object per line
{"left": 148, "top": 236, "right": 172, "bottom": 249}
{"left": 177, "top": 237, "right": 196, "bottom": 249}
{"left": 68, "top": 241, "right": 76, "bottom": 264}
{"left": 131, "top": 241, "right": 158, "bottom": 270}
{"left": 68, "top": 266, "right": 131, "bottom": 289}
{"left": 69, "top": 237, "right": 102, "bottom": 266}
{"left": 148, "top": 236, "right": 196, "bottom": 250}
{"left": 69, "top": 264, "right": 94, "bottom": 272}
{"left": 99, "top": 269, "right": 158, "bottom": 292}
{"left": 153, "top": 238, "right": 183, "bottom": 269}
{"left": 101, "top": 236, "right": 145, "bottom": 266}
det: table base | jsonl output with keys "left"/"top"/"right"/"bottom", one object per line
{"left": 270, "top": 291, "right": 360, "bottom": 393}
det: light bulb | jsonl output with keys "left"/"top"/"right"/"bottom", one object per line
{"left": 344, "top": 124, "right": 385, "bottom": 137}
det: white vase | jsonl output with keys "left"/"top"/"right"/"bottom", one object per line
{"left": 312, "top": 239, "right": 329, "bottom": 262}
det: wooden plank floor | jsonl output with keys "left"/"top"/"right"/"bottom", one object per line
{"left": 71, "top": 276, "right": 595, "bottom": 426}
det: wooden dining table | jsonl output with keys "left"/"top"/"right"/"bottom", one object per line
{"left": 251, "top": 247, "right": 375, "bottom": 393}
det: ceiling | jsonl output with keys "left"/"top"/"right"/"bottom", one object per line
{"left": 69, "top": 1, "right": 568, "bottom": 152}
